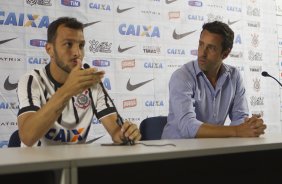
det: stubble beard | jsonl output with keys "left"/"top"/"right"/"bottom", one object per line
{"left": 53, "top": 46, "right": 71, "bottom": 73}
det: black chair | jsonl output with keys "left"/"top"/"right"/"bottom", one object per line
{"left": 139, "top": 116, "right": 167, "bottom": 140}
{"left": 8, "top": 130, "right": 21, "bottom": 147}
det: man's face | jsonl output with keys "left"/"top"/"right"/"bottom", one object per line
{"left": 47, "top": 25, "right": 85, "bottom": 73}
{"left": 197, "top": 29, "right": 229, "bottom": 74}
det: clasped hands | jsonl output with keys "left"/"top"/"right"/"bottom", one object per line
{"left": 236, "top": 114, "right": 267, "bottom": 137}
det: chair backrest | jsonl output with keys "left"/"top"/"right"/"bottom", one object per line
{"left": 139, "top": 116, "right": 167, "bottom": 140}
{"left": 8, "top": 130, "right": 21, "bottom": 147}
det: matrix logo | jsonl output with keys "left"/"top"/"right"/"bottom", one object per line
{"left": 0, "top": 11, "right": 50, "bottom": 28}
{"left": 61, "top": 0, "right": 80, "bottom": 7}
{"left": 30, "top": 39, "right": 47, "bottom": 47}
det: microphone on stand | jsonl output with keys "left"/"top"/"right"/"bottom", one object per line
{"left": 83, "top": 63, "right": 135, "bottom": 145}
{"left": 261, "top": 71, "right": 282, "bottom": 87}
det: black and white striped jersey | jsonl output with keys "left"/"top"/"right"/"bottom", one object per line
{"left": 17, "top": 63, "right": 116, "bottom": 146}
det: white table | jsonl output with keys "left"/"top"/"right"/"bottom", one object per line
{"left": 1, "top": 134, "right": 282, "bottom": 183}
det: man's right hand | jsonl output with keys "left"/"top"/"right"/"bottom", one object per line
{"left": 236, "top": 115, "right": 267, "bottom": 137}
{"left": 63, "top": 60, "right": 105, "bottom": 97}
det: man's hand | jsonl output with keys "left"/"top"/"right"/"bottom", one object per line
{"left": 63, "top": 60, "right": 105, "bottom": 97}
{"left": 236, "top": 115, "right": 267, "bottom": 137}
{"left": 120, "top": 120, "right": 142, "bottom": 142}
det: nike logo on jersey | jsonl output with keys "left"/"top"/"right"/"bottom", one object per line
{"left": 166, "top": 0, "right": 177, "bottom": 4}
{"left": 0, "top": 37, "right": 17, "bottom": 45}
{"left": 173, "top": 29, "right": 197, "bottom": 40}
{"left": 127, "top": 78, "right": 154, "bottom": 91}
{"left": 83, "top": 21, "right": 101, "bottom": 28}
{"left": 116, "top": 6, "right": 134, "bottom": 13}
{"left": 4, "top": 76, "right": 18, "bottom": 91}
{"left": 118, "top": 45, "right": 136, "bottom": 53}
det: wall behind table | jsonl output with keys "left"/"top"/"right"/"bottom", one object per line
{"left": 0, "top": 0, "right": 280, "bottom": 147}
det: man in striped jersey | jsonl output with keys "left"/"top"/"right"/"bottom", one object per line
{"left": 17, "top": 17, "right": 141, "bottom": 146}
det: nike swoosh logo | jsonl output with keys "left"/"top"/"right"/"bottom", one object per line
{"left": 172, "top": 29, "right": 197, "bottom": 40}
{"left": 116, "top": 6, "right": 134, "bottom": 13}
{"left": 228, "top": 20, "right": 240, "bottom": 26}
{"left": 0, "top": 37, "right": 17, "bottom": 45}
{"left": 166, "top": 0, "right": 177, "bottom": 4}
{"left": 118, "top": 45, "right": 136, "bottom": 53}
{"left": 4, "top": 76, "right": 18, "bottom": 91}
{"left": 83, "top": 21, "right": 101, "bottom": 28}
{"left": 127, "top": 78, "right": 154, "bottom": 91}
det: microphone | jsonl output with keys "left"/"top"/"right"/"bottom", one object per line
{"left": 261, "top": 71, "right": 282, "bottom": 87}
{"left": 83, "top": 63, "right": 135, "bottom": 145}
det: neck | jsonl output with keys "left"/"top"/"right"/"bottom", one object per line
{"left": 50, "top": 61, "right": 68, "bottom": 84}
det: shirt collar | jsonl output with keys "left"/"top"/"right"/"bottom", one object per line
{"left": 194, "top": 60, "right": 231, "bottom": 77}
{"left": 45, "top": 63, "right": 63, "bottom": 88}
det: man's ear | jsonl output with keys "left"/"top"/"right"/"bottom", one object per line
{"left": 222, "top": 48, "right": 231, "bottom": 60}
{"left": 45, "top": 43, "right": 54, "bottom": 58}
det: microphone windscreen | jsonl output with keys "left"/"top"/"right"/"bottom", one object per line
{"left": 261, "top": 71, "right": 269, "bottom": 77}
{"left": 83, "top": 63, "right": 90, "bottom": 69}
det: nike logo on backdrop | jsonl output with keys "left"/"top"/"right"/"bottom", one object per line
{"left": 173, "top": 29, "right": 197, "bottom": 40}
{"left": 166, "top": 0, "right": 177, "bottom": 4}
{"left": 118, "top": 45, "right": 136, "bottom": 53}
{"left": 116, "top": 6, "right": 134, "bottom": 13}
{"left": 83, "top": 21, "right": 101, "bottom": 28}
{"left": 227, "top": 19, "right": 240, "bottom": 26}
{"left": 4, "top": 76, "right": 18, "bottom": 91}
{"left": 0, "top": 37, "right": 17, "bottom": 45}
{"left": 127, "top": 78, "right": 154, "bottom": 91}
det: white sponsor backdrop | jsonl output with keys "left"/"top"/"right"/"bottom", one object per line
{"left": 0, "top": 0, "right": 281, "bottom": 147}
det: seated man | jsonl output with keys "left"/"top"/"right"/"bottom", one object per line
{"left": 162, "top": 21, "right": 266, "bottom": 139}
{"left": 17, "top": 17, "right": 141, "bottom": 146}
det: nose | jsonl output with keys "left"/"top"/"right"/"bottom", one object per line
{"left": 199, "top": 46, "right": 208, "bottom": 57}
{"left": 73, "top": 44, "right": 82, "bottom": 57}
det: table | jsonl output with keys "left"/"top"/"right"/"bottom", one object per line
{"left": 1, "top": 134, "right": 282, "bottom": 183}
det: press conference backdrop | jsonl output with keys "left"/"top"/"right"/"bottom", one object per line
{"left": 0, "top": 0, "right": 281, "bottom": 147}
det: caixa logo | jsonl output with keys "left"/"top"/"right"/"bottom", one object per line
{"left": 61, "top": 0, "right": 80, "bottom": 7}
{"left": 0, "top": 102, "right": 19, "bottom": 109}
{"left": 0, "top": 11, "right": 50, "bottom": 28}
{"left": 92, "top": 60, "right": 110, "bottom": 67}
{"left": 30, "top": 39, "right": 47, "bottom": 47}
{"left": 28, "top": 57, "right": 49, "bottom": 64}
{"left": 188, "top": 1, "right": 203, "bottom": 7}
{"left": 119, "top": 24, "right": 160, "bottom": 38}
{"left": 145, "top": 100, "right": 164, "bottom": 107}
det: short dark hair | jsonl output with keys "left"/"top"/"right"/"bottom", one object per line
{"left": 47, "top": 17, "right": 84, "bottom": 43}
{"left": 201, "top": 21, "right": 234, "bottom": 52}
